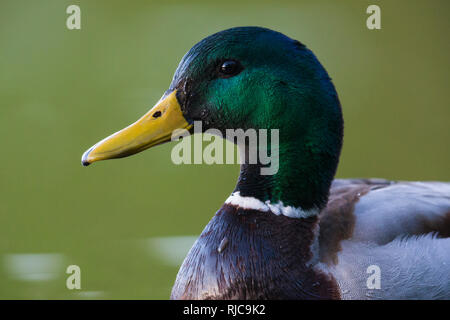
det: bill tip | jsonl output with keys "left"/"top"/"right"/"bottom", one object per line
{"left": 81, "top": 148, "right": 93, "bottom": 167}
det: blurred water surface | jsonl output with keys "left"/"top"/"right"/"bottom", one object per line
{"left": 0, "top": 0, "right": 448, "bottom": 298}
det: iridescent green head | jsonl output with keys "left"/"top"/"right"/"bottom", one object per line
{"left": 170, "top": 27, "right": 343, "bottom": 209}
{"left": 171, "top": 27, "right": 341, "bottom": 134}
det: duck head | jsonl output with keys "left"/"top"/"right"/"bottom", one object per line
{"left": 82, "top": 27, "right": 343, "bottom": 212}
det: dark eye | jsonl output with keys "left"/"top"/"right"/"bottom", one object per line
{"left": 218, "top": 60, "right": 243, "bottom": 78}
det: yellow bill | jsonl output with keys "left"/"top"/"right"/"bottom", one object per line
{"left": 81, "top": 90, "right": 192, "bottom": 166}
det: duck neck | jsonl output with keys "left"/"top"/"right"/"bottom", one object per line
{"left": 232, "top": 131, "right": 341, "bottom": 215}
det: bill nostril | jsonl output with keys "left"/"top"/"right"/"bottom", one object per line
{"left": 152, "top": 111, "right": 162, "bottom": 118}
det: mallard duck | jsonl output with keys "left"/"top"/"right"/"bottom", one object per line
{"left": 81, "top": 27, "right": 450, "bottom": 299}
